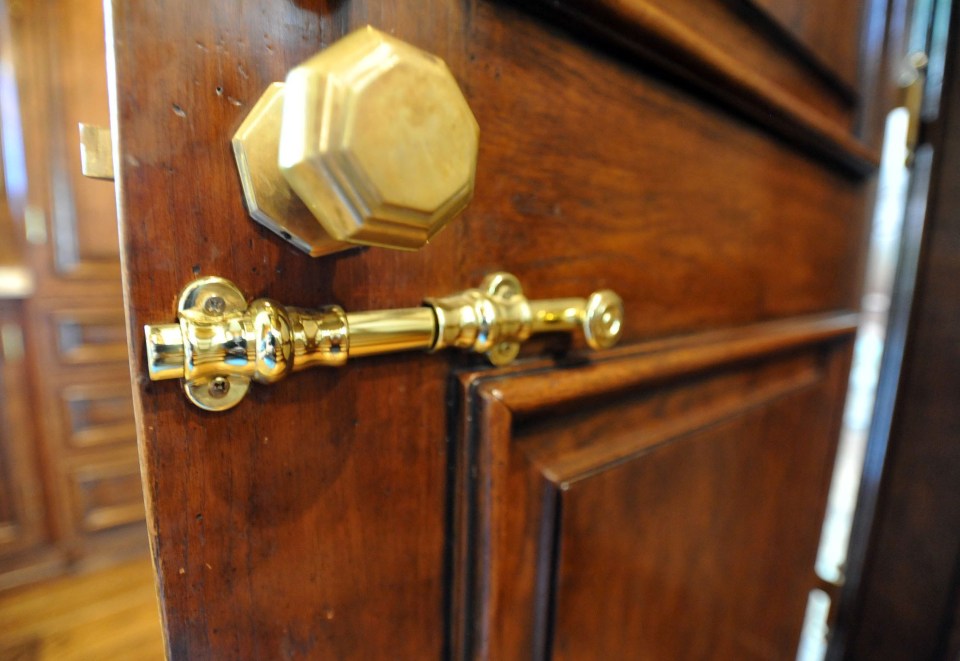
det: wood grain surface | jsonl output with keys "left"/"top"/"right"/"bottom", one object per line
{"left": 0, "top": 557, "right": 163, "bottom": 661}
{"left": 107, "top": 0, "right": 882, "bottom": 657}
{"left": 522, "top": 0, "right": 878, "bottom": 173}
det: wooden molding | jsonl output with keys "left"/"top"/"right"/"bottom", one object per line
{"left": 528, "top": 0, "right": 879, "bottom": 175}
{"left": 478, "top": 311, "right": 857, "bottom": 416}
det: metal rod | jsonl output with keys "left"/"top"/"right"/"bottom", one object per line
{"left": 529, "top": 298, "right": 585, "bottom": 335}
{"left": 347, "top": 307, "right": 437, "bottom": 357}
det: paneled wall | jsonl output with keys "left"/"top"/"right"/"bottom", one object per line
{"left": 0, "top": 0, "right": 145, "bottom": 589}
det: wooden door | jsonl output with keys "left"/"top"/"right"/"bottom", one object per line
{"left": 108, "top": 1, "right": 898, "bottom": 658}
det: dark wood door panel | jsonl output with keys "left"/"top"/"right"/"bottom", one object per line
{"left": 456, "top": 315, "right": 855, "bottom": 659}
{"left": 59, "top": 383, "right": 137, "bottom": 451}
{"left": 47, "top": 307, "right": 129, "bottom": 367}
{"left": 467, "top": 2, "right": 868, "bottom": 339}
{"left": 67, "top": 458, "right": 146, "bottom": 535}
{"left": 113, "top": 1, "right": 870, "bottom": 357}
{"left": 549, "top": 382, "right": 828, "bottom": 659}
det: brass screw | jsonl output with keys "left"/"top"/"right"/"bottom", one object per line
{"left": 204, "top": 296, "right": 226, "bottom": 315}
{"left": 208, "top": 377, "right": 230, "bottom": 398}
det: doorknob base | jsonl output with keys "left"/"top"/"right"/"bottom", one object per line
{"left": 232, "top": 83, "right": 357, "bottom": 257}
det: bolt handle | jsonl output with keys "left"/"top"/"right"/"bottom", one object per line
{"left": 145, "top": 273, "right": 624, "bottom": 411}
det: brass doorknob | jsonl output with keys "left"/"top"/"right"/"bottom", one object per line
{"left": 232, "top": 26, "right": 479, "bottom": 256}
{"left": 145, "top": 273, "right": 624, "bottom": 411}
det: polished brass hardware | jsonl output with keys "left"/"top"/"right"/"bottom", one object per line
{"left": 900, "top": 52, "right": 928, "bottom": 164}
{"left": 145, "top": 273, "right": 623, "bottom": 411}
{"left": 232, "top": 26, "right": 479, "bottom": 257}
{"left": 78, "top": 123, "right": 114, "bottom": 180}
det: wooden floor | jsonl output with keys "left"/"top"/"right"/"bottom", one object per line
{"left": 0, "top": 557, "right": 164, "bottom": 660}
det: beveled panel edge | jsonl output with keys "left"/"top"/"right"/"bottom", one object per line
{"left": 528, "top": 355, "right": 825, "bottom": 485}
{"left": 453, "top": 382, "right": 555, "bottom": 661}
{"left": 472, "top": 311, "right": 858, "bottom": 416}
{"left": 523, "top": 0, "right": 879, "bottom": 176}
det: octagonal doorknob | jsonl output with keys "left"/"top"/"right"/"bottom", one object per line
{"left": 232, "top": 26, "right": 479, "bottom": 256}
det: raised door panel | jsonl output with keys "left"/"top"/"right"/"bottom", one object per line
{"left": 455, "top": 315, "right": 855, "bottom": 659}
{"left": 549, "top": 386, "right": 826, "bottom": 659}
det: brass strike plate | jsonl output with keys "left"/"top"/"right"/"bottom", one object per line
{"left": 78, "top": 123, "right": 114, "bottom": 180}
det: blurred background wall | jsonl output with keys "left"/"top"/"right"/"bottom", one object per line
{"left": 0, "top": 0, "right": 147, "bottom": 590}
